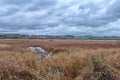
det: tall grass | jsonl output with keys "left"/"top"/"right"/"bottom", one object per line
{"left": 0, "top": 48, "right": 119, "bottom": 80}
{"left": 0, "top": 40, "right": 120, "bottom": 80}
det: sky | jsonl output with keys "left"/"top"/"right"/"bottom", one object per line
{"left": 0, "top": 0, "right": 120, "bottom": 36}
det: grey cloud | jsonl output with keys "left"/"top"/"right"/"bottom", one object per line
{"left": 58, "top": 0, "right": 120, "bottom": 27}
{"left": 0, "top": 0, "right": 31, "bottom": 5}
{"left": 0, "top": 0, "right": 120, "bottom": 36}
{"left": 0, "top": 6, "right": 20, "bottom": 17}
{"left": 105, "top": 0, "right": 120, "bottom": 21}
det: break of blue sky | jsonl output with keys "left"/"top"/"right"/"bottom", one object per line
{"left": 0, "top": 0, "right": 120, "bottom": 36}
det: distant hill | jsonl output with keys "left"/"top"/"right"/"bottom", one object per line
{"left": 75, "top": 36, "right": 120, "bottom": 40}
{"left": 0, "top": 34, "right": 120, "bottom": 40}
{"left": 0, "top": 34, "right": 74, "bottom": 39}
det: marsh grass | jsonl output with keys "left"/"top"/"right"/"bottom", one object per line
{"left": 0, "top": 40, "right": 119, "bottom": 80}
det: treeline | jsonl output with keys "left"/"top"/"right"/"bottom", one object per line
{"left": 75, "top": 36, "right": 120, "bottom": 40}
{"left": 0, "top": 34, "right": 120, "bottom": 40}
{"left": 0, "top": 34, "right": 74, "bottom": 39}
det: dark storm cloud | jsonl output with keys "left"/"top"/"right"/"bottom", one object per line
{"left": 0, "top": 0, "right": 120, "bottom": 36}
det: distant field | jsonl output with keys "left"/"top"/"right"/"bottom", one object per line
{"left": 0, "top": 39, "right": 120, "bottom": 50}
{"left": 0, "top": 39, "right": 120, "bottom": 80}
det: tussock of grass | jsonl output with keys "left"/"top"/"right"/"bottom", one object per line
{"left": 0, "top": 48, "right": 119, "bottom": 80}
{"left": 0, "top": 40, "right": 120, "bottom": 80}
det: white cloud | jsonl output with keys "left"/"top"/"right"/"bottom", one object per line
{"left": 0, "top": 0, "right": 120, "bottom": 36}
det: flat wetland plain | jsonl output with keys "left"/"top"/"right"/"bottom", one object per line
{"left": 0, "top": 39, "right": 120, "bottom": 80}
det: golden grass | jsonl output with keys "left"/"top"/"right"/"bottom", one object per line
{"left": 0, "top": 39, "right": 119, "bottom": 80}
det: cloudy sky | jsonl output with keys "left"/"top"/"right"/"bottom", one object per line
{"left": 0, "top": 0, "right": 120, "bottom": 36}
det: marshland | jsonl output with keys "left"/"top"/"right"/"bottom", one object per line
{"left": 0, "top": 39, "right": 120, "bottom": 80}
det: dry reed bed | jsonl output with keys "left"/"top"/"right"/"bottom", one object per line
{"left": 0, "top": 48, "right": 119, "bottom": 80}
{"left": 0, "top": 39, "right": 120, "bottom": 80}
